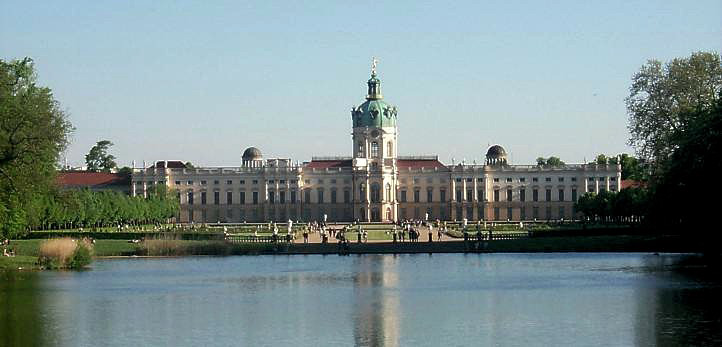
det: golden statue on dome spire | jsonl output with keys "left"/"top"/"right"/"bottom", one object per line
{"left": 371, "top": 57, "right": 379, "bottom": 76}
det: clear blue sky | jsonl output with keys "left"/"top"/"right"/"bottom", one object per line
{"left": 2, "top": 1, "right": 720, "bottom": 167}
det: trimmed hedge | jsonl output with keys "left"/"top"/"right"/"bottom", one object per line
{"left": 25, "top": 231, "right": 225, "bottom": 240}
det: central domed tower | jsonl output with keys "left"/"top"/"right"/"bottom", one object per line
{"left": 350, "top": 58, "right": 399, "bottom": 222}
{"left": 351, "top": 62, "right": 398, "bottom": 164}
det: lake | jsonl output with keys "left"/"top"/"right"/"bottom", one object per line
{"left": 2, "top": 253, "right": 720, "bottom": 346}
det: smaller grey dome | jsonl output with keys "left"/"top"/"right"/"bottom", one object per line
{"left": 485, "top": 145, "right": 508, "bottom": 165}
{"left": 242, "top": 147, "right": 262, "bottom": 160}
{"left": 486, "top": 145, "right": 507, "bottom": 159}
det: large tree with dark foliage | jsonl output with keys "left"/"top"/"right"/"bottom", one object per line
{"left": 626, "top": 51, "right": 721, "bottom": 174}
{"left": 646, "top": 99, "right": 722, "bottom": 232}
{"left": 626, "top": 51, "right": 722, "bottom": 240}
{"left": 0, "top": 58, "right": 73, "bottom": 238}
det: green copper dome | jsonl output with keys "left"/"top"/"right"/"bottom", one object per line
{"left": 351, "top": 73, "right": 397, "bottom": 128}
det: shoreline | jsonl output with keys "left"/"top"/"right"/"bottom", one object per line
{"left": 3, "top": 234, "right": 716, "bottom": 271}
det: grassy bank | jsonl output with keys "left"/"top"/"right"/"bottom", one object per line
{"left": 2, "top": 234, "right": 707, "bottom": 271}
{"left": 1, "top": 239, "right": 278, "bottom": 270}
{"left": 0, "top": 256, "right": 39, "bottom": 271}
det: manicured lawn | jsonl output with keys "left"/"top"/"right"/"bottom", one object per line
{"left": 344, "top": 230, "right": 394, "bottom": 240}
{"left": 0, "top": 256, "right": 39, "bottom": 271}
{"left": 92, "top": 240, "right": 141, "bottom": 256}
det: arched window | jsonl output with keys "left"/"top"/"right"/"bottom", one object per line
{"left": 357, "top": 141, "right": 365, "bottom": 157}
{"left": 371, "top": 142, "right": 379, "bottom": 158}
{"left": 387, "top": 141, "right": 393, "bottom": 157}
{"left": 360, "top": 184, "right": 366, "bottom": 202}
{"left": 371, "top": 184, "right": 381, "bottom": 203}
{"left": 385, "top": 183, "right": 392, "bottom": 202}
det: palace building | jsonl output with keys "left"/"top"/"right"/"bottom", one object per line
{"left": 132, "top": 64, "right": 621, "bottom": 223}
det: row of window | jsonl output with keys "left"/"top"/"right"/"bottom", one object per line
{"left": 397, "top": 205, "right": 574, "bottom": 221}
{"left": 135, "top": 181, "right": 166, "bottom": 185}
{"left": 181, "top": 189, "right": 355, "bottom": 205}
{"left": 303, "top": 179, "right": 352, "bottom": 185}
{"left": 149, "top": 176, "right": 615, "bottom": 187}
{"left": 401, "top": 178, "right": 448, "bottom": 184}
{"left": 395, "top": 187, "right": 579, "bottom": 203}
{"left": 183, "top": 188, "right": 577, "bottom": 205}
{"left": 490, "top": 188, "right": 578, "bottom": 202}
{"left": 449, "top": 176, "right": 616, "bottom": 184}
{"left": 171, "top": 179, "right": 302, "bottom": 186}
{"left": 492, "top": 206, "right": 570, "bottom": 221}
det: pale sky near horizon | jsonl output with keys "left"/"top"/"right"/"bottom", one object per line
{"left": 2, "top": 1, "right": 721, "bottom": 168}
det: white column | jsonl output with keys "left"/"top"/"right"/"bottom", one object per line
{"left": 595, "top": 178, "right": 599, "bottom": 193}
{"left": 451, "top": 177, "right": 456, "bottom": 201}
{"left": 473, "top": 176, "right": 478, "bottom": 201}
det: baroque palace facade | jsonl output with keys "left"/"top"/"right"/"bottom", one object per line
{"left": 132, "top": 65, "right": 620, "bottom": 223}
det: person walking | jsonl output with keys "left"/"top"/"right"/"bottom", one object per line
{"left": 303, "top": 227, "right": 309, "bottom": 244}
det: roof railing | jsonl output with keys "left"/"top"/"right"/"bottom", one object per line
{"left": 311, "top": 156, "right": 353, "bottom": 161}
{"left": 397, "top": 155, "right": 438, "bottom": 160}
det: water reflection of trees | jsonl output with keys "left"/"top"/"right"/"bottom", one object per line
{"left": 0, "top": 272, "right": 46, "bottom": 347}
{"left": 634, "top": 254, "right": 722, "bottom": 346}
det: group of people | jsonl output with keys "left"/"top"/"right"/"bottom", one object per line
{"left": 226, "top": 215, "right": 508, "bottom": 245}
{"left": 390, "top": 219, "right": 450, "bottom": 243}
{"left": 2, "top": 239, "right": 15, "bottom": 257}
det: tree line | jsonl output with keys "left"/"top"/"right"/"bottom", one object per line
{"left": 27, "top": 186, "right": 179, "bottom": 231}
{"left": 574, "top": 188, "right": 648, "bottom": 223}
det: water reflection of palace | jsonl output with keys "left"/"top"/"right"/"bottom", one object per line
{"left": 132, "top": 61, "right": 621, "bottom": 224}
{"left": 352, "top": 255, "right": 400, "bottom": 347}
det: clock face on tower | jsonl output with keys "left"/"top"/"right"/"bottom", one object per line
{"left": 371, "top": 130, "right": 380, "bottom": 138}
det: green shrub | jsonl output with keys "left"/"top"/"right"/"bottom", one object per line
{"left": 67, "top": 243, "right": 93, "bottom": 269}
{"left": 37, "top": 238, "right": 94, "bottom": 269}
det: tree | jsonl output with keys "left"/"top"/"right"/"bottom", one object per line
{"left": 184, "top": 161, "right": 195, "bottom": 169}
{"left": 595, "top": 154, "right": 608, "bottom": 165}
{"left": 0, "top": 57, "right": 73, "bottom": 238}
{"left": 618, "top": 154, "right": 646, "bottom": 181}
{"left": 545, "top": 156, "right": 565, "bottom": 167}
{"left": 117, "top": 166, "right": 132, "bottom": 177}
{"left": 591, "top": 153, "right": 645, "bottom": 181}
{"left": 646, "top": 99, "right": 722, "bottom": 233}
{"left": 85, "top": 140, "right": 117, "bottom": 172}
{"left": 536, "top": 156, "right": 565, "bottom": 167}
{"left": 626, "top": 51, "right": 722, "bottom": 172}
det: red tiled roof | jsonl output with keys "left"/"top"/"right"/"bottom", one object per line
{"left": 621, "top": 179, "right": 645, "bottom": 189}
{"left": 397, "top": 159, "right": 447, "bottom": 169}
{"left": 304, "top": 159, "right": 447, "bottom": 169}
{"left": 57, "top": 172, "right": 130, "bottom": 187}
{"left": 305, "top": 160, "right": 353, "bottom": 169}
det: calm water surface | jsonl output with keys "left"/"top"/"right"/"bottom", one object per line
{"left": 2, "top": 253, "right": 721, "bottom": 347}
